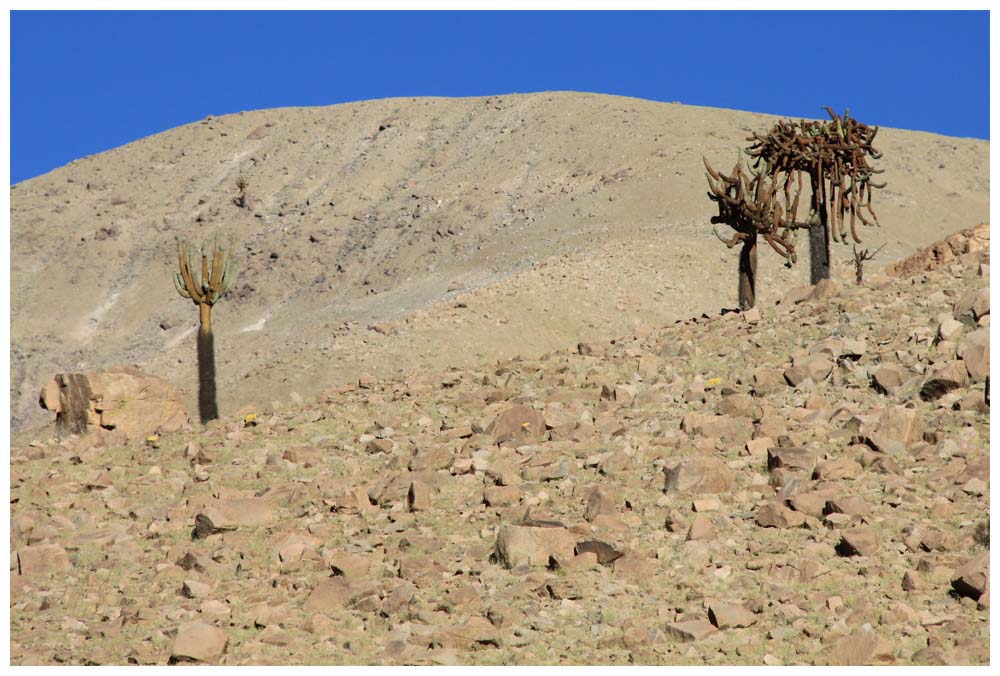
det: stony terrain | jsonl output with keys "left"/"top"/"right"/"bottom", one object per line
{"left": 10, "top": 92, "right": 990, "bottom": 436}
{"left": 10, "top": 225, "right": 989, "bottom": 665}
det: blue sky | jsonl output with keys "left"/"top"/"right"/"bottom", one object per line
{"left": 10, "top": 10, "right": 989, "bottom": 184}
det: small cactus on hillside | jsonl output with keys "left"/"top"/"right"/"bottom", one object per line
{"left": 234, "top": 175, "right": 249, "bottom": 209}
{"left": 173, "top": 231, "right": 238, "bottom": 423}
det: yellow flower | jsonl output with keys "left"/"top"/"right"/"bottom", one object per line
{"left": 706, "top": 377, "right": 722, "bottom": 388}
{"left": 244, "top": 413, "right": 257, "bottom": 426}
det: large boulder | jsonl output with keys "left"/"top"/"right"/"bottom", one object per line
{"left": 39, "top": 367, "right": 188, "bottom": 441}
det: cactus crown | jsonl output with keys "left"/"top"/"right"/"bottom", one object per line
{"left": 173, "top": 231, "right": 238, "bottom": 306}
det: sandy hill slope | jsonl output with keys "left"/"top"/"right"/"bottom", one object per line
{"left": 10, "top": 92, "right": 989, "bottom": 434}
{"left": 9, "top": 230, "right": 989, "bottom": 665}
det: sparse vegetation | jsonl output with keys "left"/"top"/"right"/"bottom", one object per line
{"left": 172, "top": 231, "right": 238, "bottom": 423}
{"left": 852, "top": 243, "right": 885, "bottom": 284}
{"left": 706, "top": 107, "right": 886, "bottom": 307}
{"left": 234, "top": 175, "right": 249, "bottom": 209}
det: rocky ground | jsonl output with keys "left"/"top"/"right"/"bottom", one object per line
{"left": 10, "top": 226, "right": 989, "bottom": 665}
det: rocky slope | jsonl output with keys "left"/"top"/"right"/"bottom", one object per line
{"left": 10, "top": 92, "right": 990, "bottom": 435}
{"left": 9, "top": 228, "right": 989, "bottom": 665}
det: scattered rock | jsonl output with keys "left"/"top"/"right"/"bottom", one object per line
{"left": 493, "top": 524, "right": 576, "bottom": 569}
{"left": 170, "top": 622, "right": 228, "bottom": 664}
{"left": 663, "top": 456, "right": 734, "bottom": 494}
{"left": 487, "top": 405, "right": 547, "bottom": 446}
{"left": 708, "top": 603, "right": 756, "bottom": 629}
{"left": 826, "top": 625, "right": 895, "bottom": 665}
{"left": 755, "top": 501, "right": 807, "bottom": 529}
{"left": 663, "top": 620, "right": 719, "bottom": 642}
{"left": 686, "top": 514, "right": 717, "bottom": 541}
{"left": 837, "top": 527, "right": 880, "bottom": 556}
{"left": 574, "top": 540, "right": 624, "bottom": 566}
{"left": 16, "top": 544, "right": 72, "bottom": 577}
{"left": 951, "top": 550, "right": 989, "bottom": 600}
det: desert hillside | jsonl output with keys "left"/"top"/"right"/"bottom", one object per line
{"left": 9, "top": 227, "right": 990, "bottom": 665}
{"left": 10, "top": 92, "right": 989, "bottom": 434}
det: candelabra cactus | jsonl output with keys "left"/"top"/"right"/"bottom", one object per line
{"left": 706, "top": 107, "right": 885, "bottom": 308}
{"left": 173, "top": 232, "right": 238, "bottom": 423}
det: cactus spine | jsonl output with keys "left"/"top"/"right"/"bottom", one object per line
{"left": 174, "top": 231, "right": 238, "bottom": 423}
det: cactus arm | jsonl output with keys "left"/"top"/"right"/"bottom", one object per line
{"left": 208, "top": 243, "right": 226, "bottom": 301}
{"left": 173, "top": 271, "right": 192, "bottom": 299}
{"left": 177, "top": 241, "right": 205, "bottom": 303}
{"left": 219, "top": 258, "right": 238, "bottom": 298}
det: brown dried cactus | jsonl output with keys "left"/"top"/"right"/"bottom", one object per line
{"left": 704, "top": 155, "right": 799, "bottom": 310}
{"left": 707, "top": 108, "right": 885, "bottom": 306}
{"left": 745, "top": 107, "right": 885, "bottom": 283}
{"left": 852, "top": 243, "right": 885, "bottom": 285}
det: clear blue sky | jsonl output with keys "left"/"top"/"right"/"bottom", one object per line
{"left": 11, "top": 10, "right": 989, "bottom": 184}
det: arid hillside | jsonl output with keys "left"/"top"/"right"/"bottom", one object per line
{"left": 10, "top": 226, "right": 990, "bottom": 665}
{"left": 10, "top": 92, "right": 989, "bottom": 434}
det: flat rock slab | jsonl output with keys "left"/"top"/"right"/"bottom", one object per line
{"left": 494, "top": 524, "right": 576, "bottom": 568}
{"left": 305, "top": 577, "right": 379, "bottom": 614}
{"left": 16, "top": 544, "right": 72, "bottom": 578}
{"left": 663, "top": 456, "right": 734, "bottom": 494}
{"left": 664, "top": 620, "right": 719, "bottom": 642}
{"left": 170, "top": 622, "right": 228, "bottom": 664}
{"left": 202, "top": 498, "right": 279, "bottom": 528}
{"left": 708, "top": 603, "right": 756, "bottom": 629}
{"left": 767, "top": 447, "right": 816, "bottom": 474}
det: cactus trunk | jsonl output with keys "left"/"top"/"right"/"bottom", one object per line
{"left": 197, "top": 323, "right": 218, "bottom": 424}
{"left": 738, "top": 235, "right": 757, "bottom": 310}
{"left": 808, "top": 172, "right": 831, "bottom": 284}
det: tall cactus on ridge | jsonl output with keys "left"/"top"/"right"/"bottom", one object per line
{"left": 173, "top": 231, "right": 238, "bottom": 423}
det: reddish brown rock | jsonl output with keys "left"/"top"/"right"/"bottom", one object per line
{"left": 487, "top": 405, "right": 547, "bottom": 446}
{"left": 584, "top": 485, "right": 620, "bottom": 522}
{"left": 663, "top": 456, "right": 734, "bottom": 494}
{"left": 787, "top": 491, "right": 831, "bottom": 517}
{"left": 827, "top": 626, "right": 895, "bottom": 665}
{"left": 875, "top": 406, "right": 925, "bottom": 446}
{"left": 755, "top": 501, "right": 807, "bottom": 528}
{"left": 38, "top": 367, "right": 188, "bottom": 440}
{"left": 920, "top": 361, "right": 969, "bottom": 401}
{"left": 959, "top": 328, "right": 990, "bottom": 381}
{"left": 612, "top": 552, "right": 655, "bottom": 579}
{"left": 366, "top": 438, "right": 394, "bottom": 454}
{"left": 785, "top": 356, "right": 833, "bottom": 387}
{"left": 686, "top": 514, "right": 717, "bottom": 542}
{"left": 824, "top": 495, "right": 869, "bottom": 517}
{"left": 493, "top": 524, "right": 576, "bottom": 569}
{"left": 16, "top": 544, "right": 72, "bottom": 578}
{"left": 407, "top": 480, "right": 430, "bottom": 512}
{"left": 752, "top": 367, "right": 786, "bottom": 397}
{"left": 282, "top": 445, "right": 324, "bottom": 467}
{"left": 837, "top": 527, "right": 880, "bottom": 556}
{"left": 951, "top": 551, "right": 989, "bottom": 600}
{"left": 680, "top": 412, "right": 753, "bottom": 443}
{"left": 304, "top": 578, "right": 377, "bottom": 613}
{"left": 201, "top": 498, "right": 279, "bottom": 529}
{"left": 872, "top": 364, "right": 910, "bottom": 395}
{"left": 663, "top": 619, "right": 719, "bottom": 642}
{"left": 708, "top": 603, "right": 756, "bottom": 629}
{"left": 170, "top": 622, "right": 228, "bottom": 664}
{"left": 813, "top": 458, "right": 863, "bottom": 480}
{"left": 767, "top": 447, "right": 816, "bottom": 474}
